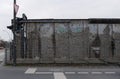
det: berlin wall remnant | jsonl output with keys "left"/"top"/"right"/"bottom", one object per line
{"left": 8, "top": 19, "right": 120, "bottom": 64}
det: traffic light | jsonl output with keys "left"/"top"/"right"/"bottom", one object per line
{"left": 15, "top": 17, "right": 24, "bottom": 33}
{"left": 15, "top": 13, "right": 27, "bottom": 33}
{"left": 7, "top": 13, "right": 27, "bottom": 33}
{"left": 7, "top": 25, "right": 13, "bottom": 30}
{"left": 7, "top": 17, "right": 23, "bottom": 33}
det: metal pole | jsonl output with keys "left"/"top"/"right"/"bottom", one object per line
{"left": 21, "top": 27, "right": 24, "bottom": 58}
{"left": 13, "top": 0, "right": 16, "bottom": 66}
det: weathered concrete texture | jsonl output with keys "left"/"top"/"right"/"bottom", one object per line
{"left": 40, "top": 23, "right": 54, "bottom": 63}
{"left": 115, "top": 40, "right": 120, "bottom": 58}
{"left": 13, "top": 19, "right": 120, "bottom": 64}
{"left": 100, "top": 35, "right": 112, "bottom": 58}
{"left": 16, "top": 35, "right": 21, "bottom": 58}
{"left": 113, "top": 24, "right": 120, "bottom": 58}
{"left": 55, "top": 23, "right": 70, "bottom": 63}
{"left": 69, "top": 21, "right": 86, "bottom": 63}
{"left": 27, "top": 23, "right": 37, "bottom": 58}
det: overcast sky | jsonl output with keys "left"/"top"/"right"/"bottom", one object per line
{"left": 0, "top": 0, "right": 120, "bottom": 41}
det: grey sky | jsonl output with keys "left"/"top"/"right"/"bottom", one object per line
{"left": 0, "top": 0, "right": 120, "bottom": 41}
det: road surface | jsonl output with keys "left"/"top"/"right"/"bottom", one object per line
{"left": 0, "top": 65, "right": 120, "bottom": 79}
{"left": 0, "top": 49, "right": 120, "bottom": 79}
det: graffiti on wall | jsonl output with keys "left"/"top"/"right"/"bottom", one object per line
{"left": 56, "top": 26, "right": 67, "bottom": 33}
{"left": 41, "top": 24, "right": 53, "bottom": 38}
{"left": 70, "top": 24, "right": 83, "bottom": 33}
{"left": 56, "top": 24, "right": 83, "bottom": 33}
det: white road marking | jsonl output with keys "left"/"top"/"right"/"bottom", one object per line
{"left": 25, "top": 68, "right": 37, "bottom": 74}
{"left": 91, "top": 72, "right": 103, "bottom": 74}
{"left": 54, "top": 72, "right": 67, "bottom": 79}
{"left": 35, "top": 72, "right": 53, "bottom": 74}
{"left": 65, "top": 72, "right": 75, "bottom": 74}
{"left": 105, "top": 72, "right": 116, "bottom": 74}
{"left": 78, "top": 72, "right": 89, "bottom": 74}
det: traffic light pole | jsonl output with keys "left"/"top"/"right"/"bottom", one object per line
{"left": 13, "top": 0, "right": 16, "bottom": 66}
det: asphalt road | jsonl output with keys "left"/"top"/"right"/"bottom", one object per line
{"left": 0, "top": 65, "right": 120, "bottom": 79}
{"left": 0, "top": 49, "right": 120, "bottom": 79}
